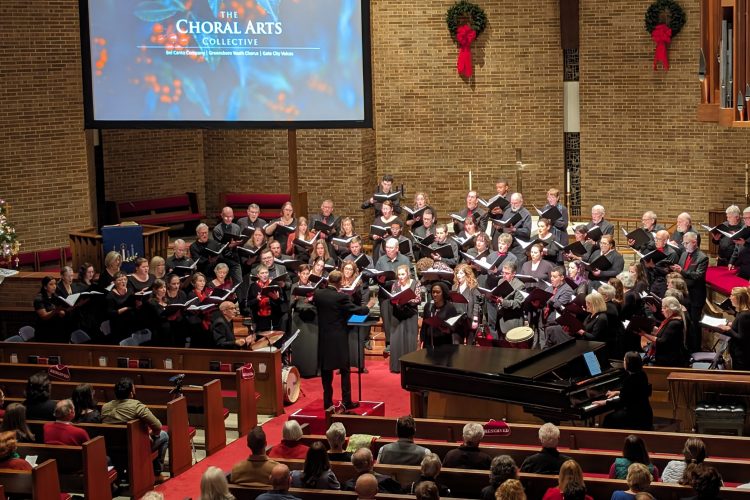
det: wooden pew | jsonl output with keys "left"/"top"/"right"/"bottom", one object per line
{"left": 0, "top": 376, "right": 226, "bottom": 455}
{"left": 0, "top": 484, "right": 4, "bottom": 500}
{"left": 331, "top": 414, "right": 750, "bottom": 459}
{"left": 0, "top": 342, "right": 283, "bottom": 416}
{"left": 0, "top": 361, "right": 257, "bottom": 436}
{"left": 0, "top": 459, "right": 64, "bottom": 500}
{"left": 295, "top": 435, "right": 750, "bottom": 484}
{"left": 17, "top": 436, "right": 114, "bottom": 500}
{"left": 228, "top": 487, "right": 435, "bottom": 500}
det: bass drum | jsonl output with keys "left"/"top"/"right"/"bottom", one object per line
{"left": 281, "top": 365, "right": 301, "bottom": 404}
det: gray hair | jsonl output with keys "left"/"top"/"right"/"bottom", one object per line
{"left": 282, "top": 420, "right": 303, "bottom": 441}
{"left": 727, "top": 205, "right": 741, "bottom": 216}
{"left": 592, "top": 205, "right": 605, "bottom": 215}
{"left": 248, "top": 203, "right": 260, "bottom": 211}
{"left": 490, "top": 455, "right": 518, "bottom": 486}
{"left": 326, "top": 422, "right": 347, "bottom": 449}
{"left": 597, "top": 283, "right": 616, "bottom": 300}
{"left": 538, "top": 422, "right": 560, "bottom": 448}
{"left": 214, "top": 262, "right": 229, "bottom": 274}
{"left": 196, "top": 223, "right": 209, "bottom": 234}
{"left": 617, "top": 271, "right": 635, "bottom": 289}
{"left": 173, "top": 238, "right": 186, "bottom": 247}
{"left": 420, "top": 452, "right": 442, "bottom": 477}
{"left": 462, "top": 422, "right": 485, "bottom": 446}
{"left": 683, "top": 231, "right": 698, "bottom": 243}
{"left": 53, "top": 399, "right": 75, "bottom": 420}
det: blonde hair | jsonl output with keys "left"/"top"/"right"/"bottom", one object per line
{"left": 558, "top": 459, "right": 585, "bottom": 492}
{"left": 731, "top": 287, "right": 750, "bottom": 312}
{"left": 454, "top": 263, "right": 478, "bottom": 289}
{"left": 626, "top": 462, "right": 653, "bottom": 492}
{"left": 585, "top": 292, "right": 607, "bottom": 314}
{"left": 495, "top": 479, "right": 526, "bottom": 500}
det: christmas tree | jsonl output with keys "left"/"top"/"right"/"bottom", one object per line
{"left": 0, "top": 199, "right": 20, "bottom": 266}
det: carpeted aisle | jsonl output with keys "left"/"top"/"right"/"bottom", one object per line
{"left": 156, "top": 358, "right": 410, "bottom": 499}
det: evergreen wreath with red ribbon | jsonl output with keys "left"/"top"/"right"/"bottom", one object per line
{"left": 644, "top": 0, "right": 686, "bottom": 71}
{"left": 446, "top": 0, "right": 487, "bottom": 78}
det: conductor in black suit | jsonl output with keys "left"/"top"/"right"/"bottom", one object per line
{"left": 314, "top": 270, "right": 371, "bottom": 410}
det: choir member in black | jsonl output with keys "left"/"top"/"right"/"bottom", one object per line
{"left": 412, "top": 209, "right": 436, "bottom": 260}
{"left": 487, "top": 178, "right": 512, "bottom": 220}
{"left": 165, "top": 274, "right": 187, "bottom": 304}
{"left": 387, "top": 219, "right": 413, "bottom": 261}
{"left": 496, "top": 193, "right": 532, "bottom": 242}
{"left": 56, "top": 266, "right": 75, "bottom": 297}
{"left": 629, "top": 262, "right": 650, "bottom": 295}
{"left": 627, "top": 211, "right": 665, "bottom": 253}
{"left": 341, "top": 260, "right": 370, "bottom": 372}
{"left": 569, "top": 292, "right": 609, "bottom": 343}
{"left": 288, "top": 217, "right": 313, "bottom": 264}
{"left": 405, "top": 192, "right": 431, "bottom": 230}
{"left": 310, "top": 258, "right": 329, "bottom": 285}
{"left": 452, "top": 190, "right": 487, "bottom": 234}
{"left": 375, "top": 238, "right": 411, "bottom": 352}
{"left": 77, "top": 262, "right": 96, "bottom": 291}
{"left": 210, "top": 301, "right": 247, "bottom": 349}
{"left": 492, "top": 261, "right": 525, "bottom": 340}
{"left": 128, "top": 258, "right": 155, "bottom": 293}
{"left": 536, "top": 218, "right": 559, "bottom": 263}
{"left": 54, "top": 266, "right": 85, "bottom": 337}
{"left": 245, "top": 265, "right": 283, "bottom": 332}
{"left": 309, "top": 239, "right": 336, "bottom": 268}
{"left": 598, "top": 283, "right": 626, "bottom": 358}
{"left": 264, "top": 201, "right": 297, "bottom": 252}
{"left": 594, "top": 351, "right": 654, "bottom": 431}
{"left": 388, "top": 265, "right": 421, "bottom": 373}
{"left": 185, "top": 272, "right": 213, "bottom": 347}
{"left": 713, "top": 205, "right": 742, "bottom": 266}
{"left": 452, "top": 264, "right": 482, "bottom": 345}
{"left": 74, "top": 262, "right": 104, "bottom": 340}
{"left": 465, "top": 232, "right": 492, "bottom": 285}
{"left": 33, "top": 276, "right": 66, "bottom": 343}
{"left": 642, "top": 230, "right": 677, "bottom": 297}
{"left": 618, "top": 271, "right": 642, "bottom": 324}
{"left": 670, "top": 212, "right": 700, "bottom": 250}
{"left": 165, "top": 239, "right": 194, "bottom": 274}
{"left": 666, "top": 274, "right": 691, "bottom": 310}
{"left": 718, "top": 287, "right": 750, "bottom": 370}
{"left": 672, "top": 235, "right": 708, "bottom": 322}
{"left": 588, "top": 235, "right": 625, "bottom": 282}
{"left": 253, "top": 248, "right": 290, "bottom": 332}
{"left": 566, "top": 260, "right": 591, "bottom": 304}
{"left": 485, "top": 234, "right": 518, "bottom": 338}
{"left": 314, "top": 270, "right": 370, "bottom": 410}
{"left": 539, "top": 266, "right": 574, "bottom": 349}
{"left": 343, "top": 237, "right": 372, "bottom": 270}
{"left": 587, "top": 204, "right": 615, "bottom": 236}
{"left": 309, "top": 199, "right": 340, "bottom": 252}
{"left": 520, "top": 244, "right": 554, "bottom": 289}
{"left": 429, "top": 224, "right": 458, "bottom": 267}
{"left": 149, "top": 256, "right": 166, "bottom": 281}
{"left": 371, "top": 200, "right": 399, "bottom": 262}
{"left": 637, "top": 296, "right": 688, "bottom": 367}
{"left": 420, "top": 281, "right": 457, "bottom": 348}
{"left": 332, "top": 217, "right": 357, "bottom": 261}
{"left": 143, "top": 279, "right": 175, "bottom": 346}
{"left": 542, "top": 188, "right": 569, "bottom": 247}
{"left": 729, "top": 208, "right": 750, "bottom": 278}
{"left": 361, "top": 173, "right": 401, "bottom": 220}
{"left": 563, "top": 225, "right": 595, "bottom": 263}
{"left": 290, "top": 264, "right": 319, "bottom": 378}
{"left": 190, "top": 223, "right": 221, "bottom": 278}
{"left": 454, "top": 216, "right": 481, "bottom": 255}
{"left": 206, "top": 262, "right": 234, "bottom": 298}
{"left": 98, "top": 251, "right": 122, "bottom": 291}
{"left": 106, "top": 272, "right": 139, "bottom": 344}
{"left": 240, "top": 228, "right": 267, "bottom": 273}
{"left": 213, "top": 206, "right": 243, "bottom": 286}
{"left": 236, "top": 203, "right": 266, "bottom": 233}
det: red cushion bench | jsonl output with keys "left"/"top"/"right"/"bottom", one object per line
{"left": 707, "top": 265, "right": 749, "bottom": 296}
{"left": 116, "top": 192, "right": 203, "bottom": 231}
{"left": 219, "top": 192, "right": 308, "bottom": 221}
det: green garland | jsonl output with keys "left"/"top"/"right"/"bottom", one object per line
{"left": 446, "top": 0, "right": 487, "bottom": 39}
{"left": 644, "top": 0, "right": 686, "bottom": 37}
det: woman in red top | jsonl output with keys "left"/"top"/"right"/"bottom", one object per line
{"left": 268, "top": 420, "right": 309, "bottom": 459}
{"left": 542, "top": 459, "right": 593, "bottom": 500}
{"left": 0, "top": 430, "right": 32, "bottom": 471}
{"left": 246, "top": 265, "right": 281, "bottom": 332}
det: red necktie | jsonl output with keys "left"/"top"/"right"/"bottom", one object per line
{"left": 683, "top": 253, "right": 692, "bottom": 270}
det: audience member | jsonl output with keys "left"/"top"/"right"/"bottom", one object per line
{"left": 43, "top": 399, "right": 90, "bottom": 446}
{"left": 542, "top": 459, "right": 593, "bottom": 500}
{"left": 256, "top": 463, "right": 301, "bottom": 500}
{"left": 520, "top": 423, "right": 571, "bottom": 475}
{"left": 354, "top": 473, "right": 379, "bottom": 500}
{"left": 376, "top": 415, "right": 430, "bottom": 465}
{"left": 0, "top": 403, "right": 36, "bottom": 443}
{"left": 200, "top": 465, "right": 236, "bottom": 500}
{"left": 71, "top": 383, "right": 102, "bottom": 423}
{"left": 140, "top": 492, "right": 165, "bottom": 500}
{"left": 290, "top": 441, "right": 340, "bottom": 489}
{"left": 495, "top": 478, "right": 527, "bottom": 500}
{"left": 684, "top": 464, "right": 724, "bottom": 500}
{"left": 443, "top": 422, "right": 492, "bottom": 469}
{"left": 608, "top": 435, "right": 661, "bottom": 481}
{"left": 481, "top": 455, "right": 519, "bottom": 500}
{"left": 0, "top": 430, "right": 31, "bottom": 470}
{"left": 633, "top": 494, "right": 655, "bottom": 500}
{"left": 343, "top": 447, "right": 402, "bottom": 493}
{"left": 611, "top": 463, "right": 652, "bottom": 499}
{"left": 0, "top": 388, "right": 4, "bottom": 419}
{"left": 23, "top": 371, "right": 57, "bottom": 420}
{"left": 326, "top": 422, "right": 352, "bottom": 462}
{"left": 661, "top": 437, "right": 706, "bottom": 484}
{"left": 231, "top": 426, "right": 280, "bottom": 487}
{"left": 408, "top": 453, "right": 450, "bottom": 497}
{"left": 415, "top": 480, "right": 440, "bottom": 500}
{"left": 269, "top": 420, "right": 310, "bottom": 459}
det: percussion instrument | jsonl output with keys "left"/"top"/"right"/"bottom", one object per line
{"left": 281, "top": 365, "right": 301, "bottom": 403}
{"left": 249, "top": 330, "right": 285, "bottom": 351}
{"left": 506, "top": 326, "right": 534, "bottom": 343}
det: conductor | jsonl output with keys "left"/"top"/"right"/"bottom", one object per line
{"left": 314, "top": 270, "right": 371, "bottom": 411}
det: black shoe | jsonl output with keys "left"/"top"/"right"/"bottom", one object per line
{"left": 343, "top": 401, "right": 360, "bottom": 410}
{"left": 364, "top": 340, "right": 374, "bottom": 350}
{"left": 359, "top": 368, "right": 369, "bottom": 374}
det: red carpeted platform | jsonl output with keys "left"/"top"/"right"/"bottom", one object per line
{"left": 707, "top": 265, "right": 749, "bottom": 295}
{"left": 291, "top": 399, "right": 385, "bottom": 434}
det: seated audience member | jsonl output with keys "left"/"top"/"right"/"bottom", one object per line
{"left": 355, "top": 473, "right": 379, "bottom": 500}
{"left": 661, "top": 437, "right": 707, "bottom": 484}
{"left": 611, "top": 463, "right": 653, "bottom": 500}
{"left": 141, "top": 492, "right": 165, "bottom": 500}
{"left": 43, "top": 399, "right": 90, "bottom": 446}
{"left": 256, "top": 463, "right": 301, "bottom": 500}
{"left": 634, "top": 494, "right": 655, "bottom": 500}
{"left": 0, "top": 430, "right": 32, "bottom": 470}
{"left": 23, "top": 371, "right": 57, "bottom": 421}
{"left": 414, "top": 480, "right": 440, "bottom": 500}
{"left": 231, "top": 426, "right": 280, "bottom": 487}
{"left": 0, "top": 388, "right": 4, "bottom": 419}
{"left": 684, "top": 464, "right": 724, "bottom": 500}
{"left": 326, "top": 422, "right": 352, "bottom": 462}
{"left": 481, "top": 455, "right": 519, "bottom": 500}
{"left": 608, "top": 435, "right": 661, "bottom": 481}
{"left": 101, "top": 377, "right": 169, "bottom": 480}
{"left": 343, "top": 447, "right": 402, "bottom": 493}
{"left": 496, "top": 478, "right": 527, "bottom": 500}
{"left": 290, "top": 441, "right": 340, "bottom": 490}
{"left": 71, "top": 383, "right": 102, "bottom": 424}
{"left": 0, "top": 403, "right": 36, "bottom": 443}
{"left": 520, "top": 423, "right": 571, "bottom": 475}
{"left": 409, "top": 453, "right": 450, "bottom": 497}
{"left": 269, "top": 420, "right": 309, "bottom": 459}
{"left": 376, "top": 414, "right": 431, "bottom": 465}
{"left": 200, "top": 465, "right": 238, "bottom": 500}
{"left": 542, "top": 460, "right": 593, "bottom": 500}
{"left": 443, "top": 422, "right": 492, "bottom": 469}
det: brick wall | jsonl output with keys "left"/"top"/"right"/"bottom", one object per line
{"left": 0, "top": 1, "right": 92, "bottom": 251}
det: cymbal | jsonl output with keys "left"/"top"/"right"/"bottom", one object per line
{"left": 249, "top": 331, "right": 284, "bottom": 350}
{"left": 258, "top": 330, "right": 285, "bottom": 338}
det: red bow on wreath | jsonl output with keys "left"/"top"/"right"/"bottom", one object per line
{"left": 456, "top": 24, "right": 477, "bottom": 78}
{"left": 651, "top": 23, "right": 672, "bottom": 71}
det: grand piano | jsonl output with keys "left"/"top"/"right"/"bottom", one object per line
{"left": 400, "top": 339, "right": 625, "bottom": 423}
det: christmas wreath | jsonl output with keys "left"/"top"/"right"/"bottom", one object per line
{"left": 644, "top": 0, "right": 686, "bottom": 71}
{"left": 446, "top": 1, "right": 487, "bottom": 78}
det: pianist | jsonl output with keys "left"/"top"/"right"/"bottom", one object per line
{"left": 592, "top": 351, "right": 653, "bottom": 431}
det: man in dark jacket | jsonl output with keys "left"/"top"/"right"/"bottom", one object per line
{"left": 443, "top": 422, "right": 491, "bottom": 469}
{"left": 342, "top": 448, "right": 402, "bottom": 494}
{"left": 211, "top": 301, "right": 247, "bottom": 349}
{"left": 313, "top": 270, "right": 370, "bottom": 410}
{"left": 520, "top": 422, "right": 571, "bottom": 474}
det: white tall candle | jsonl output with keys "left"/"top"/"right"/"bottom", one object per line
{"left": 469, "top": 170, "right": 473, "bottom": 191}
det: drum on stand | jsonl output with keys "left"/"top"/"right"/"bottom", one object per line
{"left": 505, "top": 326, "right": 534, "bottom": 349}
{"left": 281, "top": 365, "right": 301, "bottom": 404}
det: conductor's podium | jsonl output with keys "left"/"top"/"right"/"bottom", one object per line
{"left": 290, "top": 399, "right": 385, "bottom": 435}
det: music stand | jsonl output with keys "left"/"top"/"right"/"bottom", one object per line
{"left": 347, "top": 314, "right": 380, "bottom": 400}
{"left": 280, "top": 330, "right": 301, "bottom": 356}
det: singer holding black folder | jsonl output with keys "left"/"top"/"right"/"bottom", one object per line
{"left": 420, "top": 281, "right": 457, "bottom": 348}
{"left": 387, "top": 265, "right": 421, "bottom": 373}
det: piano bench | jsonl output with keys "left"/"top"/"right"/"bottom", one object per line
{"left": 652, "top": 416, "right": 680, "bottom": 432}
